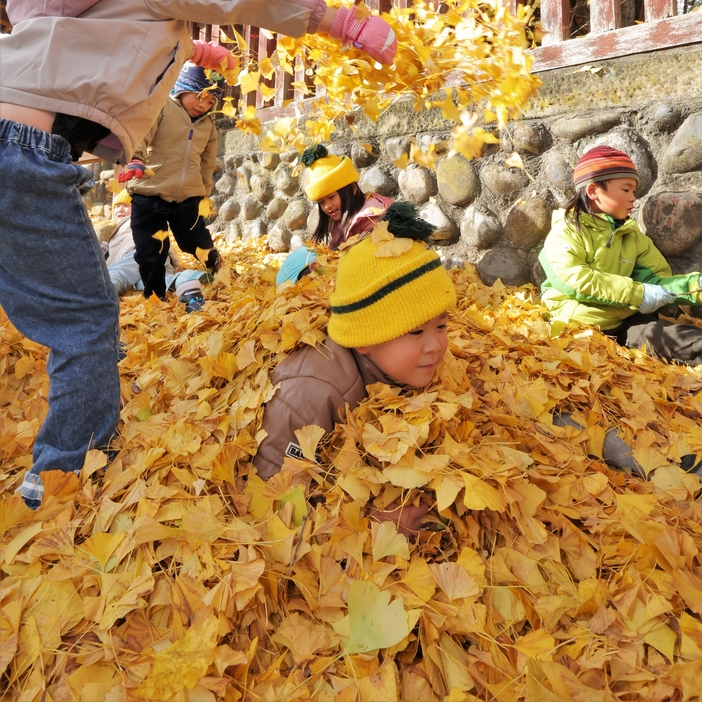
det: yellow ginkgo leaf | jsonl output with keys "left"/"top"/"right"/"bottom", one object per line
{"left": 198, "top": 198, "right": 215, "bottom": 218}
{"left": 294, "top": 424, "right": 326, "bottom": 462}
{"left": 152, "top": 229, "right": 169, "bottom": 254}
{"left": 505, "top": 151, "right": 526, "bottom": 170}
{"left": 240, "top": 71, "right": 260, "bottom": 95}
{"left": 371, "top": 520, "right": 409, "bottom": 561}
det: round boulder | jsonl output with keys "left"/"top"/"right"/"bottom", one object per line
{"left": 481, "top": 163, "right": 530, "bottom": 200}
{"left": 251, "top": 173, "right": 274, "bottom": 204}
{"left": 266, "top": 197, "right": 288, "bottom": 220}
{"left": 224, "top": 153, "right": 243, "bottom": 169}
{"left": 477, "top": 248, "right": 531, "bottom": 287}
{"left": 351, "top": 142, "right": 378, "bottom": 169}
{"left": 648, "top": 104, "right": 681, "bottom": 133}
{"left": 543, "top": 151, "right": 575, "bottom": 206}
{"left": 384, "top": 136, "right": 411, "bottom": 163}
{"left": 307, "top": 207, "right": 320, "bottom": 235}
{"left": 359, "top": 166, "right": 397, "bottom": 197}
{"left": 268, "top": 223, "right": 291, "bottom": 252}
{"left": 436, "top": 154, "right": 480, "bottom": 206}
{"left": 502, "top": 122, "right": 548, "bottom": 155}
{"left": 290, "top": 233, "right": 306, "bottom": 250}
{"left": 242, "top": 219, "right": 267, "bottom": 240}
{"left": 419, "top": 202, "right": 459, "bottom": 245}
{"left": 640, "top": 191, "right": 702, "bottom": 257}
{"left": 275, "top": 168, "right": 300, "bottom": 196}
{"left": 398, "top": 166, "right": 437, "bottom": 205}
{"left": 258, "top": 152, "right": 280, "bottom": 170}
{"left": 224, "top": 221, "right": 241, "bottom": 242}
{"left": 661, "top": 113, "right": 702, "bottom": 174}
{"left": 460, "top": 206, "right": 502, "bottom": 250}
{"left": 504, "top": 197, "right": 554, "bottom": 249}
{"left": 284, "top": 199, "right": 309, "bottom": 231}
{"left": 219, "top": 198, "right": 240, "bottom": 222}
{"left": 215, "top": 174, "right": 235, "bottom": 196}
{"left": 241, "top": 195, "right": 262, "bottom": 221}
{"left": 550, "top": 112, "right": 622, "bottom": 143}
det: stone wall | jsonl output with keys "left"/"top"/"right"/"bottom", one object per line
{"left": 212, "top": 42, "right": 702, "bottom": 287}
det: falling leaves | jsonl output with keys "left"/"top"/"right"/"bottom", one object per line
{"left": 3, "top": 233, "right": 702, "bottom": 699}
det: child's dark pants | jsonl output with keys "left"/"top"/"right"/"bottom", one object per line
{"left": 605, "top": 312, "right": 702, "bottom": 366}
{"left": 131, "top": 193, "right": 215, "bottom": 298}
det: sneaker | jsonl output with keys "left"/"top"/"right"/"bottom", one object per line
{"left": 205, "top": 249, "right": 222, "bottom": 275}
{"left": 181, "top": 292, "right": 205, "bottom": 313}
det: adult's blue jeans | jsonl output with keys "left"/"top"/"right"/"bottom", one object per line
{"left": 0, "top": 120, "right": 120, "bottom": 507}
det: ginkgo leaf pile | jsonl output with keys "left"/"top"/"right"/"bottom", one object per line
{"left": 4, "top": 238, "right": 702, "bottom": 701}
{"left": 219, "top": 0, "right": 540, "bottom": 164}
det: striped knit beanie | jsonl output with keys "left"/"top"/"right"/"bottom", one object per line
{"left": 172, "top": 62, "right": 225, "bottom": 101}
{"left": 328, "top": 206, "right": 456, "bottom": 348}
{"left": 301, "top": 144, "right": 360, "bottom": 202}
{"left": 573, "top": 146, "right": 639, "bottom": 191}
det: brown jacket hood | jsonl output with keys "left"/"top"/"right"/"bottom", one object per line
{"left": 253, "top": 337, "right": 389, "bottom": 479}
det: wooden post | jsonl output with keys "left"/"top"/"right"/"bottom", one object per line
{"left": 644, "top": 0, "right": 676, "bottom": 21}
{"left": 540, "top": 0, "right": 570, "bottom": 45}
{"left": 590, "top": 0, "right": 622, "bottom": 33}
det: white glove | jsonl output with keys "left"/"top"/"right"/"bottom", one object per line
{"left": 639, "top": 283, "right": 676, "bottom": 314}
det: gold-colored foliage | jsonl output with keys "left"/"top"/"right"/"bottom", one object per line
{"left": 218, "top": 0, "right": 541, "bottom": 163}
{"left": 3, "top": 237, "right": 702, "bottom": 700}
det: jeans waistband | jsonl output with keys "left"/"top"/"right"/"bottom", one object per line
{"left": 0, "top": 119, "right": 70, "bottom": 161}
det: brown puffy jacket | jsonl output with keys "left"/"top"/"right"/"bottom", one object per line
{"left": 253, "top": 337, "right": 389, "bottom": 479}
{"left": 128, "top": 96, "right": 217, "bottom": 203}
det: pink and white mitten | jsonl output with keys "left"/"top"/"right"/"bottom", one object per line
{"left": 329, "top": 6, "right": 397, "bottom": 65}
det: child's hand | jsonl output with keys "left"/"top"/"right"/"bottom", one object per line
{"left": 369, "top": 501, "right": 430, "bottom": 537}
{"left": 190, "top": 41, "right": 237, "bottom": 72}
{"left": 117, "top": 160, "right": 146, "bottom": 182}
{"left": 329, "top": 6, "right": 397, "bottom": 65}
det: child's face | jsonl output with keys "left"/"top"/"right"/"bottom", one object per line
{"left": 586, "top": 177, "right": 638, "bottom": 220}
{"left": 178, "top": 91, "right": 218, "bottom": 118}
{"left": 112, "top": 203, "right": 132, "bottom": 221}
{"left": 356, "top": 312, "right": 449, "bottom": 388}
{"left": 318, "top": 191, "right": 343, "bottom": 221}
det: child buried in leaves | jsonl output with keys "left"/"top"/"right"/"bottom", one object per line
{"left": 253, "top": 208, "right": 698, "bottom": 536}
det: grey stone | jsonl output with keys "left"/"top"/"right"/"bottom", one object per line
{"left": 275, "top": 169, "right": 300, "bottom": 196}
{"left": 384, "top": 137, "right": 411, "bottom": 163}
{"left": 532, "top": 259, "right": 547, "bottom": 288}
{"left": 359, "top": 166, "right": 397, "bottom": 197}
{"left": 419, "top": 202, "right": 459, "bottom": 245}
{"left": 90, "top": 204, "right": 106, "bottom": 217}
{"left": 649, "top": 104, "right": 681, "bottom": 132}
{"left": 584, "top": 130, "right": 656, "bottom": 195}
{"left": 398, "top": 166, "right": 437, "bottom": 205}
{"left": 97, "top": 222, "right": 117, "bottom": 243}
{"left": 235, "top": 166, "right": 251, "bottom": 193}
{"left": 241, "top": 195, "right": 262, "bottom": 221}
{"left": 436, "top": 154, "right": 480, "bottom": 206}
{"left": 504, "top": 197, "right": 554, "bottom": 249}
{"left": 640, "top": 191, "right": 702, "bottom": 257}
{"left": 224, "top": 153, "right": 243, "bottom": 169}
{"left": 251, "top": 173, "right": 274, "bottom": 204}
{"left": 219, "top": 198, "right": 240, "bottom": 222}
{"left": 661, "top": 113, "right": 702, "bottom": 174}
{"left": 266, "top": 197, "right": 288, "bottom": 220}
{"left": 502, "top": 122, "right": 548, "bottom": 155}
{"left": 290, "top": 233, "right": 306, "bottom": 250}
{"left": 258, "top": 152, "right": 280, "bottom": 170}
{"left": 284, "top": 199, "right": 309, "bottom": 231}
{"left": 280, "top": 150, "right": 298, "bottom": 164}
{"left": 481, "top": 163, "right": 529, "bottom": 200}
{"left": 460, "top": 206, "right": 502, "bottom": 250}
{"left": 99, "top": 169, "right": 115, "bottom": 182}
{"left": 267, "top": 223, "right": 292, "bottom": 252}
{"left": 307, "top": 207, "right": 320, "bottom": 235}
{"left": 419, "top": 134, "right": 449, "bottom": 155}
{"left": 543, "top": 151, "right": 575, "bottom": 205}
{"left": 351, "top": 142, "right": 378, "bottom": 169}
{"left": 550, "top": 113, "right": 622, "bottom": 143}
{"left": 242, "top": 219, "right": 267, "bottom": 240}
{"left": 215, "top": 173, "right": 236, "bottom": 196}
{"left": 224, "top": 221, "right": 241, "bottom": 242}
{"left": 477, "top": 248, "right": 530, "bottom": 287}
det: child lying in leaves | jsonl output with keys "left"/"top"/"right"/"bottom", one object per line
{"left": 254, "top": 204, "right": 454, "bottom": 534}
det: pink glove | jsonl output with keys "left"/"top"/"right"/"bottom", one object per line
{"left": 329, "top": 6, "right": 397, "bottom": 65}
{"left": 117, "top": 159, "right": 146, "bottom": 182}
{"left": 191, "top": 40, "right": 237, "bottom": 72}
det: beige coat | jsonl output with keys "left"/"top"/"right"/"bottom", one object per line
{"left": 253, "top": 338, "right": 388, "bottom": 479}
{"left": 128, "top": 96, "right": 217, "bottom": 203}
{"left": 2, "top": 0, "right": 326, "bottom": 162}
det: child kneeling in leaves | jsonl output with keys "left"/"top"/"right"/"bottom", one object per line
{"left": 254, "top": 204, "right": 455, "bottom": 534}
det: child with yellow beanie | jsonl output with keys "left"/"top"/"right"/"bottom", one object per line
{"left": 254, "top": 204, "right": 456, "bottom": 533}
{"left": 303, "top": 144, "right": 394, "bottom": 251}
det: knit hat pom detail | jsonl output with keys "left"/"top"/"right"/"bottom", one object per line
{"left": 301, "top": 144, "right": 329, "bottom": 167}
{"left": 381, "top": 202, "right": 437, "bottom": 243}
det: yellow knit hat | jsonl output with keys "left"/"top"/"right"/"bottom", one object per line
{"left": 328, "top": 207, "right": 456, "bottom": 348}
{"left": 112, "top": 189, "right": 132, "bottom": 206}
{"left": 302, "top": 144, "right": 360, "bottom": 201}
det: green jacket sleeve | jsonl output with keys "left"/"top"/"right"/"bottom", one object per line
{"left": 540, "top": 220, "right": 643, "bottom": 309}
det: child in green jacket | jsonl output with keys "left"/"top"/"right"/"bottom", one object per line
{"left": 540, "top": 146, "right": 702, "bottom": 366}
